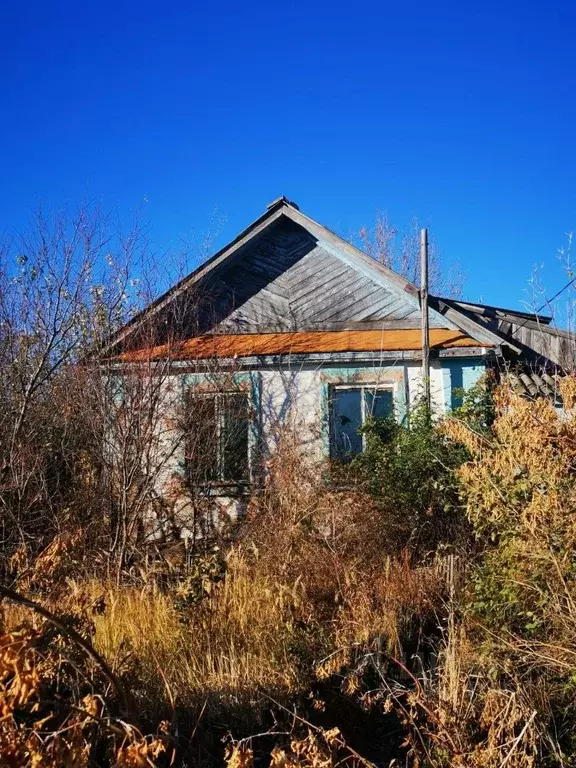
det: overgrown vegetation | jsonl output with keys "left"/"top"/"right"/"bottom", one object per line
{"left": 344, "top": 402, "right": 470, "bottom": 555}
{"left": 2, "top": 205, "right": 576, "bottom": 766}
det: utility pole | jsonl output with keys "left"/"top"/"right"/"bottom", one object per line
{"left": 420, "top": 228, "right": 431, "bottom": 412}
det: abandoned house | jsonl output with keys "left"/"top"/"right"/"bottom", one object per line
{"left": 106, "top": 196, "right": 574, "bottom": 529}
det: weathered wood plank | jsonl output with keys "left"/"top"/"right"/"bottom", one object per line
{"left": 213, "top": 318, "right": 428, "bottom": 333}
{"left": 225, "top": 266, "right": 290, "bottom": 300}
{"left": 118, "top": 329, "right": 486, "bottom": 363}
{"left": 316, "top": 285, "right": 385, "bottom": 322}
{"left": 224, "top": 294, "right": 289, "bottom": 326}
{"left": 287, "top": 256, "right": 353, "bottom": 302}
{"left": 166, "top": 216, "right": 461, "bottom": 338}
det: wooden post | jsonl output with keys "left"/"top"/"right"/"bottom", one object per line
{"left": 420, "top": 228, "right": 431, "bottom": 411}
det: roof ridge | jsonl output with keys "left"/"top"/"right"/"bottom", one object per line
{"left": 266, "top": 195, "right": 299, "bottom": 211}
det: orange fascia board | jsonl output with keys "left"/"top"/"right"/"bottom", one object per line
{"left": 117, "top": 329, "right": 487, "bottom": 362}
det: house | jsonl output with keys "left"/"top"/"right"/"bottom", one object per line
{"left": 106, "top": 196, "right": 574, "bottom": 531}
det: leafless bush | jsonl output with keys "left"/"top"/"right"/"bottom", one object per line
{"left": 0, "top": 204, "right": 141, "bottom": 563}
{"left": 358, "top": 212, "right": 464, "bottom": 298}
{"left": 0, "top": 202, "right": 234, "bottom": 582}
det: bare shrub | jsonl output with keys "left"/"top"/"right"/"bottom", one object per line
{"left": 0, "top": 203, "right": 144, "bottom": 574}
{"left": 358, "top": 212, "right": 464, "bottom": 298}
{"left": 0, "top": 202, "right": 237, "bottom": 583}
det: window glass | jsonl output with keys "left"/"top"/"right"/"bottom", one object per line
{"left": 221, "top": 393, "right": 249, "bottom": 482}
{"left": 330, "top": 386, "right": 394, "bottom": 460}
{"left": 185, "top": 394, "right": 218, "bottom": 482}
{"left": 365, "top": 389, "right": 394, "bottom": 420}
{"left": 185, "top": 391, "right": 250, "bottom": 484}
{"left": 331, "top": 389, "right": 363, "bottom": 459}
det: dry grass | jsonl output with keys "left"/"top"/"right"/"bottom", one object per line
{"left": 87, "top": 549, "right": 441, "bottom": 714}
{"left": 89, "top": 550, "right": 310, "bottom": 712}
{"left": 0, "top": 427, "right": 455, "bottom": 765}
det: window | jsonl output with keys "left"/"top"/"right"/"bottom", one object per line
{"left": 330, "top": 386, "right": 394, "bottom": 460}
{"left": 184, "top": 392, "right": 250, "bottom": 485}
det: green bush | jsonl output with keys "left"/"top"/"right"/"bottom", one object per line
{"left": 341, "top": 404, "right": 463, "bottom": 555}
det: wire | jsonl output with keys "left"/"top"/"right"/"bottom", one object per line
{"left": 508, "top": 274, "right": 576, "bottom": 338}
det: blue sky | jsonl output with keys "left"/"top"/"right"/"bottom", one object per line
{"left": 1, "top": 0, "right": 575, "bottom": 314}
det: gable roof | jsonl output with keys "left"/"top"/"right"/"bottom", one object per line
{"left": 106, "top": 197, "right": 522, "bottom": 356}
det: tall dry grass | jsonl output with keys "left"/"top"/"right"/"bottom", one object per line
{"left": 0, "top": 424, "right": 467, "bottom": 765}
{"left": 1, "top": 451, "right": 450, "bottom": 764}
{"left": 90, "top": 551, "right": 309, "bottom": 712}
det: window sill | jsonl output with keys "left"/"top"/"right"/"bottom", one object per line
{"left": 186, "top": 480, "right": 252, "bottom": 498}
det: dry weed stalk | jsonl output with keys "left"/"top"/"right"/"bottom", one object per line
{"left": 402, "top": 377, "right": 576, "bottom": 767}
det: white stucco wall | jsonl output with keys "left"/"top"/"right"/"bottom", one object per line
{"left": 140, "top": 356, "right": 486, "bottom": 539}
{"left": 259, "top": 359, "right": 467, "bottom": 460}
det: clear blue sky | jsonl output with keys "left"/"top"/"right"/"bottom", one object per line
{"left": 1, "top": 1, "right": 575, "bottom": 313}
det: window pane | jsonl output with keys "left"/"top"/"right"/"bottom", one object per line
{"left": 185, "top": 395, "right": 219, "bottom": 482}
{"left": 331, "top": 389, "right": 363, "bottom": 459}
{"left": 365, "top": 389, "right": 394, "bottom": 420}
{"left": 221, "top": 393, "right": 249, "bottom": 482}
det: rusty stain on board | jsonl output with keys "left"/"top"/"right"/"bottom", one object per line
{"left": 117, "top": 329, "right": 486, "bottom": 362}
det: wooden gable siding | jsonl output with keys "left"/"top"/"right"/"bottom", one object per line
{"left": 119, "top": 328, "right": 484, "bottom": 362}
{"left": 196, "top": 217, "right": 446, "bottom": 334}
{"left": 109, "top": 200, "right": 519, "bottom": 358}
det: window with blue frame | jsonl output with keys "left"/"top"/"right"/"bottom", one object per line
{"left": 330, "top": 385, "right": 394, "bottom": 460}
{"left": 184, "top": 391, "right": 250, "bottom": 484}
